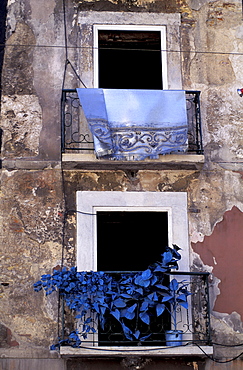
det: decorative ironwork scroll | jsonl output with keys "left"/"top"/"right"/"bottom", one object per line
{"left": 111, "top": 125, "right": 188, "bottom": 160}
{"left": 61, "top": 89, "right": 203, "bottom": 156}
{"left": 76, "top": 89, "right": 188, "bottom": 160}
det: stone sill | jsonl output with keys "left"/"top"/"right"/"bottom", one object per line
{"left": 60, "top": 345, "right": 213, "bottom": 358}
{"left": 1, "top": 159, "right": 61, "bottom": 170}
{"left": 62, "top": 153, "right": 205, "bottom": 171}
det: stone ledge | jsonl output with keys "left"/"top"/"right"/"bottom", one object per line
{"left": 1, "top": 159, "right": 61, "bottom": 170}
{"left": 62, "top": 153, "right": 205, "bottom": 171}
{"left": 60, "top": 345, "right": 213, "bottom": 358}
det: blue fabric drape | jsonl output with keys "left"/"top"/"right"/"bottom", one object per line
{"left": 77, "top": 89, "right": 188, "bottom": 160}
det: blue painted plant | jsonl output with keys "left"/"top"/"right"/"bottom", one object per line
{"left": 34, "top": 245, "right": 190, "bottom": 349}
{"left": 161, "top": 278, "right": 191, "bottom": 331}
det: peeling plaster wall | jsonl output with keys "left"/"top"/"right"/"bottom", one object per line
{"left": 192, "top": 206, "right": 243, "bottom": 317}
{"left": 1, "top": 0, "right": 243, "bottom": 367}
{"left": 0, "top": 169, "right": 64, "bottom": 354}
{"left": 1, "top": 0, "right": 67, "bottom": 160}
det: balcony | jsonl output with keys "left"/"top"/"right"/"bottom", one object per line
{"left": 61, "top": 90, "right": 204, "bottom": 170}
{"left": 59, "top": 271, "right": 211, "bottom": 356}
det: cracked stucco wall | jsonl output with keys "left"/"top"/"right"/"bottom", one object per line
{"left": 0, "top": 0, "right": 243, "bottom": 367}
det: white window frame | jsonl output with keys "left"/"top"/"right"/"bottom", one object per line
{"left": 93, "top": 24, "right": 168, "bottom": 90}
{"left": 77, "top": 11, "right": 182, "bottom": 89}
{"left": 76, "top": 191, "right": 189, "bottom": 272}
{"left": 76, "top": 191, "right": 191, "bottom": 345}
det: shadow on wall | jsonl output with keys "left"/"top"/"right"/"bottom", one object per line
{"left": 0, "top": 127, "right": 2, "bottom": 165}
{"left": 0, "top": 0, "right": 8, "bottom": 105}
{"left": 0, "top": 0, "right": 7, "bottom": 166}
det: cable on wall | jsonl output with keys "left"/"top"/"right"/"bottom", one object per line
{"left": 4, "top": 42, "right": 243, "bottom": 57}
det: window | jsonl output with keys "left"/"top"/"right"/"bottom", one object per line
{"left": 77, "top": 191, "right": 189, "bottom": 272}
{"left": 77, "top": 12, "right": 182, "bottom": 90}
{"left": 97, "top": 211, "right": 168, "bottom": 271}
{"left": 97, "top": 210, "right": 171, "bottom": 345}
{"left": 76, "top": 191, "right": 190, "bottom": 345}
{"left": 93, "top": 25, "right": 167, "bottom": 90}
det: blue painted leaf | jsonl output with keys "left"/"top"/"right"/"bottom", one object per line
{"left": 111, "top": 309, "right": 120, "bottom": 321}
{"left": 69, "top": 331, "right": 79, "bottom": 339}
{"left": 140, "top": 333, "right": 151, "bottom": 341}
{"left": 124, "top": 310, "right": 135, "bottom": 320}
{"left": 178, "top": 294, "right": 187, "bottom": 302}
{"left": 100, "top": 306, "right": 107, "bottom": 315}
{"left": 120, "top": 293, "right": 133, "bottom": 299}
{"left": 50, "top": 344, "right": 57, "bottom": 350}
{"left": 135, "top": 274, "right": 150, "bottom": 287}
{"left": 143, "top": 279, "right": 151, "bottom": 288}
{"left": 151, "top": 275, "right": 158, "bottom": 285}
{"left": 123, "top": 304, "right": 137, "bottom": 320}
{"left": 170, "top": 278, "right": 179, "bottom": 291}
{"left": 84, "top": 317, "right": 92, "bottom": 324}
{"left": 119, "top": 308, "right": 127, "bottom": 318}
{"left": 156, "top": 303, "right": 165, "bottom": 317}
{"left": 148, "top": 292, "right": 158, "bottom": 301}
{"left": 134, "top": 275, "right": 143, "bottom": 286}
{"left": 93, "top": 302, "right": 100, "bottom": 313}
{"left": 179, "top": 301, "right": 188, "bottom": 309}
{"left": 140, "top": 301, "right": 149, "bottom": 312}
{"left": 99, "top": 316, "right": 105, "bottom": 330}
{"left": 135, "top": 288, "right": 143, "bottom": 295}
{"left": 142, "top": 269, "right": 152, "bottom": 280}
{"left": 134, "top": 330, "right": 140, "bottom": 339}
{"left": 162, "top": 295, "right": 173, "bottom": 302}
{"left": 121, "top": 323, "right": 134, "bottom": 340}
{"left": 127, "top": 303, "right": 137, "bottom": 313}
{"left": 33, "top": 281, "right": 42, "bottom": 287}
{"left": 154, "top": 265, "right": 167, "bottom": 272}
{"left": 139, "top": 311, "right": 150, "bottom": 325}
{"left": 155, "top": 284, "right": 168, "bottom": 290}
{"left": 114, "top": 298, "right": 126, "bottom": 308}
{"left": 162, "top": 251, "right": 173, "bottom": 265}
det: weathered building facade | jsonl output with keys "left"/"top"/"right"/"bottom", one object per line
{"left": 1, "top": 0, "right": 243, "bottom": 369}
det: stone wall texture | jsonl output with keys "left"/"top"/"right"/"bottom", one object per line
{"left": 1, "top": 0, "right": 243, "bottom": 368}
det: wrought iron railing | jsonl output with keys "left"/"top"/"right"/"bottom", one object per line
{"left": 61, "top": 271, "right": 211, "bottom": 347}
{"left": 61, "top": 90, "right": 203, "bottom": 155}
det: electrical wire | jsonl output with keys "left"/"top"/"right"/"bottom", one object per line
{"left": 212, "top": 341, "right": 243, "bottom": 347}
{"left": 78, "top": 342, "right": 191, "bottom": 352}
{"left": 65, "top": 209, "right": 98, "bottom": 216}
{"left": 3, "top": 43, "right": 243, "bottom": 57}
{"left": 194, "top": 343, "right": 243, "bottom": 364}
{"left": 62, "top": 341, "right": 243, "bottom": 364}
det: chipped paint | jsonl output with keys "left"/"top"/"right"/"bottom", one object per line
{"left": 1, "top": 0, "right": 243, "bottom": 366}
{"left": 192, "top": 207, "right": 243, "bottom": 318}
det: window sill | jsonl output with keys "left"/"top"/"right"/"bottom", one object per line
{"left": 62, "top": 153, "right": 205, "bottom": 171}
{"left": 60, "top": 345, "right": 213, "bottom": 358}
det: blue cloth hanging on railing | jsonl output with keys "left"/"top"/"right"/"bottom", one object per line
{"left": 77, "top": 88, "right": 188, "bottom": 160}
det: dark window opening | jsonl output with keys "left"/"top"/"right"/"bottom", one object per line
{"left": 98, "top": 30, "right": 163, "bottom": 90}
{"left": 97, "top": 211, "right": 171, "bottom": 346}
{"left": 97, "top": 211, "right": 168, "bottom": 271}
